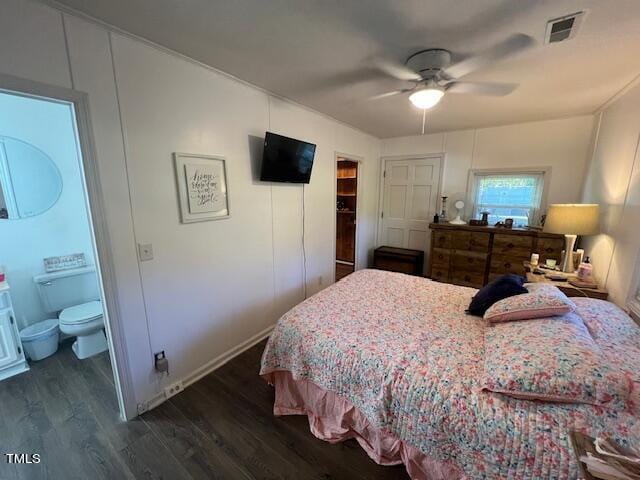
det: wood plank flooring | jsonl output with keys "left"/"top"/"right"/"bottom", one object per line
{"left": 1, "top": 340, "right": 409, "bottom": 479}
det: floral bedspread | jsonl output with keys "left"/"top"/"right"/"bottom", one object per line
{"left": 260, "top": 269, "right": 640, "bottom": 479}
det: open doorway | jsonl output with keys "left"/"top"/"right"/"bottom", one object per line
{"left": 335, "top": 156, "right": 360, "bottom": 281}
{"left": 0, "top": 86, "right": 126, "bottom": 435}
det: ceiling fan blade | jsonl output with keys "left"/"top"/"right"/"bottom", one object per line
{"left": 445, "top": 34, "right": 535, "bottom": 79}
{"left": 368, "top": 89, "right": 411, "bottom": 100}
{"left": 446, "top": 81, "right": 518, "bottom": 96}
{"left": 373, "top": 58, "right": 422, "bottom": 82}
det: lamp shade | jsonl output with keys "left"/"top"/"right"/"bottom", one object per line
{"left": 544, "top": 204, "right": 600, "bottom": 235}
{"left": 409, "top": 87, "right": 444, "bottom": 109}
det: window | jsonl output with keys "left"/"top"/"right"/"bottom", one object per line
{"left": 471, "top": 171, "right": 546, "bottom": 227}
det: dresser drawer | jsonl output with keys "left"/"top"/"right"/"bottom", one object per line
{"left": 493, "top": 234, "right": 533, "bottom": 256}
{"left": 430, "top": 267, "right": 450, "bottom": 283}
{"left": 452, "top": 251, "right": 488, "bottom": 273}
{"left": 535, "top": 237, "right": 565, "bottom": 262}
{"left": 431, "top": 248, "right": 451, "bottom": 267}
{"left": 451, "top": 271, "right": 484, "bottom": 288}
{"left": 432, "top": 230, "right": 452, "bottom": 249}
{"left": 451, "top": 231, "right": 490, "bottom": 252}
{"left": 490, "top": 254, "right": 528, "bottom": 276}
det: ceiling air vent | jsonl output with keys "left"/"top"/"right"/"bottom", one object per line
{"left": 545, "top": 11, "right": 585, "bottom": 44}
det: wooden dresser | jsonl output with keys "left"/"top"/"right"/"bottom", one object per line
{"left": 428, "top": 223, "right": 565, "bottom": 288}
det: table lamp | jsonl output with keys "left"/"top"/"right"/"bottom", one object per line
{"left": 543, "top": 204, "right": 599, "bottom": 273}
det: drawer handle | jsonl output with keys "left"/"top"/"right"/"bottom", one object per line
{"left": 464, "top": 275, "right": 471, "bottom": 281}
{"left": 438, "top": 254, "right": 444, "bottom": 260}
{"left": 505, "top": 262, "right": 512, "bottom": 268}
{"left": 507, "top": 243, "right": 514, "bottom": 248}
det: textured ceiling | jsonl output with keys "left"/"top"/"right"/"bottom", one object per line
{"left": 52, "top": 0, "right": 640, "bottom": 138}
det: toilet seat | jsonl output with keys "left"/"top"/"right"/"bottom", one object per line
{"left": 59, "top": 300, "right": 103, "bottom": 325}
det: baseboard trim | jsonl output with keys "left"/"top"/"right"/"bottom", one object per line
{"left": 182, "top": 323, "right": 275, "bottom": 387}
{"left": 142, "top": 323, "right": 275, "bottom": 414}
{"left": 144, "top": 391, "right": 166, "bottom": 413}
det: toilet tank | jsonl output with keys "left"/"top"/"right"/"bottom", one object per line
{"left": 34, "top": 266, "right": 100, "bottom": 313}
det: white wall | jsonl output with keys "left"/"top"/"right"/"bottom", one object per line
{"left": 381, "top": 116, "right": 596, "bottom": 218}
{"left": 0, "top": 92, "right": 95, "bottom": 329}
{"left": 581, "top": 81, "right": 640, "bottom": 306}
{"left": 109, "top": 34, "right": 381, "bottom": 388}
{"left": 0, "top": 0, "right": 381, "bottom": 411}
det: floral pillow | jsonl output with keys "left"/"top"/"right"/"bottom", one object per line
{"left": 483, "top": 283, "right": 576, "bottom": 323}
{"left": 482, "top": 312, "right": 632, "bottom": 406}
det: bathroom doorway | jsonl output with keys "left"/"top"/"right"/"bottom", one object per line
{"left": 0, "top": 78, "right": 129, "bottom": 424}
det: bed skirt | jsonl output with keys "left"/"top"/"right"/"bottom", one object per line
{"left": 261, "top": 371, "right": 465, "bottom": 480}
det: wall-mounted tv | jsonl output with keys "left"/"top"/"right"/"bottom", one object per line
{"left": 260, "top": 132, "right": 316, "bottom": 184}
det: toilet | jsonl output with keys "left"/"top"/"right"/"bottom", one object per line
{"left": 34, "top": 266, "right": 107, "bottom": 359}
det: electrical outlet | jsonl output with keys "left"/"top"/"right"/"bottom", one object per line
{"left": 154, "top": 351, "right": 169, "bottom": 374}
{"left": 138, "top": 243, "right": 154, "bottom": 262}
{"left": 164, "top": 381, "right": 184, "bottom": 399}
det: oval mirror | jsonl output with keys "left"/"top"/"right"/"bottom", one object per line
{"left": 0, "top": 136, "right": 62, "bottom": 219}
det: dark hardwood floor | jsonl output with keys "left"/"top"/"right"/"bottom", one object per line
{"left": 1, "top": 339, "right": 408, "bottom": 479}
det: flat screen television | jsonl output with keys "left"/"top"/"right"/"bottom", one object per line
{"left": 260, "top": 132, "right": 316, "bottom": 183}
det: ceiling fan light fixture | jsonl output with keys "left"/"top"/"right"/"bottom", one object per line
{"left": 409, "top": 87, "right": 444, "bottom": 109}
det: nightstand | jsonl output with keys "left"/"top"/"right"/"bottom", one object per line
{"left": 523, "top": 262, "right": 609, "bottom": 300}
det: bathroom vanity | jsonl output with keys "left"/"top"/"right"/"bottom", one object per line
{"left": 0, "top": 282, "right": 29, "bottom": 380}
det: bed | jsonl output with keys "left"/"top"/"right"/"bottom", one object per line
{"left": 260, "top": 269, "right": 640, "bottom": 479}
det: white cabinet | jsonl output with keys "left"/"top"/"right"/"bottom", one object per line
{"left": 0, "top": 311, "right": 20, "bottom": 368}
{"left": 0, "top": 284, "right": 29, "bottom": 380}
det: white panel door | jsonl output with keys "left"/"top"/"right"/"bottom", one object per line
{"left": 0, "top": 311, "right": 19, "bottom": 369}
{"left": 380, "top": 157, "right": 440, "bottom": 254}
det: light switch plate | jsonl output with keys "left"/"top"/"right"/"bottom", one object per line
{"left": 138, "top": 243, "right": 154, "bottom": 262}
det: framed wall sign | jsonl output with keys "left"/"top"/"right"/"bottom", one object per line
{"left": 174, "top": 153, "right": 230, "bottom": 223}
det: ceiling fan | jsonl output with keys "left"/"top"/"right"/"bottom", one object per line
{"left": 371, "top": 34, "right": 536, "bottom": 110}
